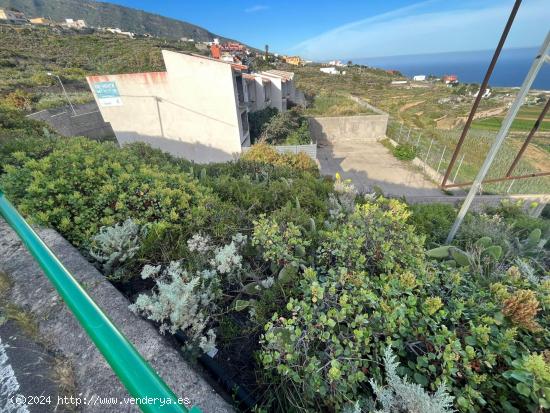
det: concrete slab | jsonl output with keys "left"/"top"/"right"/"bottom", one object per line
{"left": 0, "top": 320, "right": 66, "bottom": 413}
{"left": 318, "top": 140, "right": 444, "bottom": 197}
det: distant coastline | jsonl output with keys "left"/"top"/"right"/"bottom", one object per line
{"left": 351, "top": 47, "right": 550, "bottom": 90}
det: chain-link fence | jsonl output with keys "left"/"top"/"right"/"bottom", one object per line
{"left": 386, "top": 118, "right": 550, "bottom": 194}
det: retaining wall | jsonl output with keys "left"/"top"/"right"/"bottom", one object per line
{"left": 308, "top": 114, "right": 389, "bottom": 144}
{"left": 27, "top": 102, "right": 114, "bottom": 140}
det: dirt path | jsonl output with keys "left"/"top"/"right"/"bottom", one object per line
{"left": 437, "top": 106, "right": 508, "bottom": 130}
{"left": 399, "top": 100, "right": 425, "bottom": 113}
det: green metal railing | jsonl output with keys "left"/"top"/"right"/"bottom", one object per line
{"left": 0, "top": 191, "right": 201, "bottom": 413}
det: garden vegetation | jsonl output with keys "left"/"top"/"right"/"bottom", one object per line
{"left": 1, "top": 108, "right": 549, "bottom": 412}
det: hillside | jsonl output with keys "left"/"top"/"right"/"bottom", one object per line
{"left": 0, "top": 0, "right": 229, "bottom": 41}
{"left": 0, "top": 25, "right": 200, "bottom": 111}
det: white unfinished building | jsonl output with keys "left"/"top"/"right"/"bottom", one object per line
{"left": 87, "top": 51, "right": 299, "bottom": 163}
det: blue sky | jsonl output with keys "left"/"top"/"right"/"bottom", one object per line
{"left": 106, "top": 0, "right": 549, "bottom": 60}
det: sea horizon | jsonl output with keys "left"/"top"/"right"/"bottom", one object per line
{"left": 349, "top": 47, "right": 550, "bottom": 90}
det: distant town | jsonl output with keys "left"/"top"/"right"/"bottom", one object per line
{"left": 0, "top": 5, "right": 467, "bottom": 88}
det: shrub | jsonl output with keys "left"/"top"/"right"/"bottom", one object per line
{"left": 259, "top": 197, "right": 550, "bottom": 412}
{"left": 0, "top": 107, "right": 58, "bottom": 171}
{"left": 409, "top": 203, "right": 456, "bottom": 246}
{"left": 241, "top": 143, "right": 318, "bottom": 174}
{"left": 89, "top": 219, "right": 147, "bottom": 282}
{"left": 2, "top": 89, "right": 34, "bottom": 111}
{"left": 29, "top": 72, "right": 56, "bottom": 87}
{"left": 249, "top": 106, "right": 278, "bottom": 142}
{"left": 0, "top": 138, "right": 213, "bottom": 246}
{"left": 130, "top": 260, "right": 220, "bottom": 353}
{"left": 369, "top": 347, "right": 454, "bottom": 413}
{"left": 392, "top": 143, "right": 417, "bottom": 161}
{"left": 258, "top": 108, "right": 311, "bottom": 145}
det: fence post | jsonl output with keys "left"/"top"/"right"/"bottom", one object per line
{"left": 406, "top": 128, "right": 411, "bottom": 142}
{"left": 424, "top": 139, "right": 434, "bottom": 165}
{"left": 415, "top": 133, "right": 422, "bottom": 147}
{"left": 453, "top": 154, "right": 465, "bottom": 182}
{"left": 436, "top": 146, "right": 447, "bottom": 174}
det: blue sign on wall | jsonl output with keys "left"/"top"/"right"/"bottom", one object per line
{"left": 93, "top": 81, "right": 122, "bottom": 107}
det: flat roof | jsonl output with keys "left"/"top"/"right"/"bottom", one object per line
{"left": 263, "top": 69, "right": 294, "bottom": 81}
{"left": 189, "top": 53, "right": 248, "bottom": 71}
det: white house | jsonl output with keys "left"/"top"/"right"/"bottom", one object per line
{"left": 413, "top": 75, "right": 426, "bottom": 81}
{"left": 260, "top": 70, "right": 296, "bottom": 112}
{"left": 320, "top": 67, "right": 339, "bottom": 75}
{"left": 64, "top": 19, "right": 87, "bottom": 29}
{"left": 244, "top": 74, "right": 272, "bottom": 112}
{"left": 87, "top": 51, "right": 251, "bottom": 163}
{"left": 105, "top": 27, "right": 135, "bottom": 38}
{"left": 328, "top": 60, "right": 346, "bottom": 67}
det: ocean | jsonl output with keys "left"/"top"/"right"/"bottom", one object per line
{"left": 352, "top": 47, "right": 550, "bottom": 90}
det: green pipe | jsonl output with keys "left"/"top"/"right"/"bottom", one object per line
{"left": 0, "top": 191, "right": 201, "bottom": 413}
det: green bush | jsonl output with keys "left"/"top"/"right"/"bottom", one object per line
{"left": 0, "top": 107, "right": 58, "bottom": 172}
{"left": 249, "top": 106, "right": 278, "bottom": 142}
{"left": 2, "top": 89, "right": 34, "bottom": 111}
{"left": 0, "top": 138, "right": 214, "bottom": 246}
{"left": 259, "top": 197, "right": 550, "bottom": 412}
{"left": 2, "top": 118, "right": 549, "bottom": 413}
{"left": 241, "top": 143, "right": 318, "bottom": 174}
{"left": 257, "top": 108, "right": 311, "bottom": 145}
{"left": 409, "top": 203, "right": 456, "bottom": 246}
{"left": 392, "top": 143, "right": 417, "bottom": 161}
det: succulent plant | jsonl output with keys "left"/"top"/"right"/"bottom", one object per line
{"left": 427, "top": 236, "right": 502, "bottom": 271}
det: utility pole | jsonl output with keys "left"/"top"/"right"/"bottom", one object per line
{"left": 47, "top": 72, "right": 76, "bottom": 116}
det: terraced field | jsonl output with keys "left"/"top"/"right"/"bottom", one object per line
{"left": 293, "top": 64, "right": 549, "bottom": 194}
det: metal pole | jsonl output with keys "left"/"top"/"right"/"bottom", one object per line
{"left": 56, "top": 74, "right": 76, "bottom": 116}
{"left": 507, "top": 179, "right": 515, "bottom": 193}
{"left": 442, "top": 171, "right": 550, "bottom": 188}
{"left": 441, "top": 0, "right": 522, "bottom": 187}
{"left": 446, "top": 31, "right": 550, "bottom": 243}
{"left": 453, "top": 154, "right": 465, "bottom": 182}
{"left": 415, "top": 133, "right": 422, "bottom": 147}
{"left": 0, "top": 192, "right": 195, "bottom": 413}
{"left": 436, "top": 146, "right": 447, "bottom": 174}
{"left": 505, "top": 97, "right": 550, "bottom": 176}
{"left": 406, "top": 128, "right": 411, "bottom": 142}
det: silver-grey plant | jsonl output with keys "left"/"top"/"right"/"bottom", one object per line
{"left": 89, "top": 219, "right": 146, "bottom": 280}
{"left": 369, "top": 347, "right": 454, "bottom": 413}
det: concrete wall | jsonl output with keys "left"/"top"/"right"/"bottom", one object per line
{"left": 27, "top": 102, "right": 114, "bottom": 140}
{"left": 309, "top": 114, "right": 389, "bottom": 143}
{"left": 87, "top": 51, "right": 244, "bottom": 163}
{"left": 246, "top": 76, "right": 270, "bottom": 112}
{"left": 261, "top": 73, "right": 283, "bottom": 112}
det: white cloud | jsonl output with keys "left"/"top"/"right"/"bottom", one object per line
{"left": 245, "top": 5, "right": 269, "bottom": 13}
{"left": 291, "top": 0, "right": 550, "bottom": 60}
